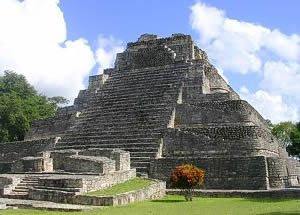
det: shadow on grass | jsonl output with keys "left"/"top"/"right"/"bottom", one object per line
{"left": 257, "top": 212, "right": 300, "bottom": 215}
{"left": 151, "top": 199, "right": 185, "bottom": 203}
{"left": 243, "top": 197, "right": 299, "bottom": 203}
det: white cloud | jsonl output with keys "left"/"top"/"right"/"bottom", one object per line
{"left": 190, "top": 2, "right": 300, "bottom": 74}
{"left": 240, "top": 87, "right": 298, "bottom": 123}
{"left": 96, "top": 35, "right": 125, "bottom": 74}
{"left": 261, "top": 61, "right": 300, "bottom": 99}
{"left": 190, "top": 1, "right": 300, "bottom": 122}
{"left": 0, "top": 0, "right": 96, "bottom": 102}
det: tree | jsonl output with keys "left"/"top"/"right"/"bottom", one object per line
{"left": 169, "top": 164, "right": 205, "bottom": 201}
{"left": 0, "top": 71, "right": 67, "bottom": 142}
{"left": 286, "top": 122, "right": 300, "bottom": 158}
{"left": 271, "top": 122, "right": 296, "bottom": 147}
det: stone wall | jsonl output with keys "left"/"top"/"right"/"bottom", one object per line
{"left": 115, "top": 45, "right": 176, "bottom": 71}
{"left": 72, "top": 180, "right": 165, "bottom": 206}
{"left": 0, "top": 138, "right": 57, "bottom": 165}
{"left": 81, "top": 169, "right": 136, "bottom": 193}
{"left": 11, "top": 157, "right": 53, "bottom": 173}
{"left": 175, "top": 100, "right": 270, "bottom": 130}
{"left": 51, "top": 149, "right": 130, "bottom": 172}
{"left": 167, "top": 189, "right": 300, "bottom": 198}
{"left": 126, "top": 34, "right": 196, "bottom": 62}
{"left": 182, "top": 91, "right": 239, "bottom": 103}
{"left": 162, "top": 127, "right": 279, "bottom": 158}
{"left": 0, "top": 175, "right": 23, "bottom": 196}
{"left": 51, "top": 149, "right": 79, "bottom": 170}
{"left": 266, "top": 157, "right": 287, "bottom": 188}
{"left": 79, "top": 149, "right": 130, "bottom": 171}
{"left": 88, "top": 74, "right": 108, "bottom": 90}
{"left": 63, "top": 155, "right": 115, "bottom": 174}
{"left": 25, "top": 114, "right": 75, "bottom": 140}
{"left": 150, "top": 156, "right": 269, "bottom": 190}
{"left": 204, "top": 64, "right": 231, "bottom": 93}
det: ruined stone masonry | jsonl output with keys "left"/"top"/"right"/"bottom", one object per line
{"left": 0, "top": 33, "right": 299, "bottom": 202}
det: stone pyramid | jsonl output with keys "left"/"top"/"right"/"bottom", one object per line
{"left": 2, "top": 33, "right": 299, "bottom": 190}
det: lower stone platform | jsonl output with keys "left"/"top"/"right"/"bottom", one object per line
{"left": 0, "top": 197, "right": 103, "bottom": 211}
{"left": 0, "top": 168, "right": 136, "bottom": 201}
{"left": 167, "top": 188, "right": 300, "bottom": 198}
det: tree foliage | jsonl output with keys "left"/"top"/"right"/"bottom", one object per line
{"left": 271, "top": 121, "right": 300, "bottom": 158}
{"left": 271, "top": 122, "right": 296, "bottom": 147}
{"left": 0, "top": 71, "right": 67, "bottom": 142}
{"left": 286, "top": 122, "right": 300, "bottom": 158}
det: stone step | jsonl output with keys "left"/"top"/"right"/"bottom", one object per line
{"left": 135, "top": 167, "right": 149, "bottom": 174}
{"left": 18, "top": 182, "right": 38, "bottom": 186}
{"left": 99, "top": 82, "right": 181, "bottom": 91}
{"left": 59, "top": 138, "right": 160, "bottom": 146}
{"left": 106, "top": 75, "right": 183, "bottom": 84}
{"left": 14, "top": 185, "right": 32, "bottom": 190}
{"left": 62, "top": 132, "right": 162, "bottom": 139}
{"left": 84, "top": 103, "right": 174, "bottom": 112}
{"left": 108, "top": 65, "right": 186, "bottom": 75}
{"left": 67, "top": 125, "right": 167, "bottom": 134}
{"left": 79, "top": 113, "right": 170, "bottom": 123}
{"left": 107, "top": 74, "right": 185, "bottom": 83}
{"left": 89, "top": 94, "right": 178, "bottom": 104}
{"left": 73, "top": 118, "right": 167, "bottom": 126}
{"left": 66, "top": 127, "right": 164, "bottom": 135}
{"left": 130, "top": 152, "right": 157, "bottom": 157}
{"left": 81, "top": 107, "right": 171, "bottom": 118}
{"left": 12, "top": 188, "right": 29, "bottom": 192}
{"left": 22, "top": 178, "right": 39, "bottom": 181}
{"left": 89, "top": 92, "right": 179, "bottom": 103}
{"left": 54, "top": 145, "right": 158, "bottom": 158}
{"left": 95, "top": 89, "right": 180, "bottom": 99}
{"left": 57, "top": 142, "right": 159, "bottom": 148}
{"left": 108, "top": 70, "right": 184, "bottom": 78}
{"left": 33, "top": 186, "right": 81, "bottom": 193}
{"left": 96, "top": 81, "right": 180, "bottom": 90}
{"left": 77, "top": 114, "right": 169, "bottom": 122}
{"left": 81, "top": 108, "right": 173, "bottom": 118}
{"left": 131, "top": 162, "right": 151, "bottom": 168}
{"left": 4, "top": 192, "right": 29, "bottom": 199}
{"left": 130, "top": 157, "right": 151, "bottom": 162}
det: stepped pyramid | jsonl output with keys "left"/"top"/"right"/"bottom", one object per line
{"left": 2, "top": 33, "right": 300, "bottom": 190}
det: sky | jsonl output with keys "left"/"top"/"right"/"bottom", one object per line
{"left": 0, "top": 0, "right": 300, "bottom": 124}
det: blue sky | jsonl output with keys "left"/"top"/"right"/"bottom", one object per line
{"left": 0, "top": 0, "right": 300, "bottom": 123}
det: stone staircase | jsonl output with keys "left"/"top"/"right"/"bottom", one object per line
{"left": 4, "top": 176, "right": 41, "bottom": 199}
{"left": 55, "top": 66, "right": 188, "bottom": 175}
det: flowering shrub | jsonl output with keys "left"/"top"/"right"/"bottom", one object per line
{"left": 169, "top": 164, "right": 205, "bottom": 201}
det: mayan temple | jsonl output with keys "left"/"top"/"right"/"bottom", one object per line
{"left": 0, "top": 33, "right": 300, "bottom": 202}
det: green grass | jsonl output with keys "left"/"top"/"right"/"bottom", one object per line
{"left": 86, "top": 178, "right": 154, "bottom": 196}
{"left": 1, "top": 195, "right": 300, "bottom": 215}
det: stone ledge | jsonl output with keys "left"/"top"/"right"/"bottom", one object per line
{"left": 0, "top": 198, "right": 102, "bottom": 212}
{"left": 72, "top": 179, "right": 166, "bottom": 206}
{"left": 167, "top": 188, "right": 300, "bottom": 198}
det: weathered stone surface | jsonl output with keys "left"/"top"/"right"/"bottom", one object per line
{"left": 150, "top": 157, "right": 269, "bottom": 190}
{"left": 72, "top": 179, "right": 165, "bottom": 206}
{"left": 63, "top": 155, "right": 115, "bottom": 174}
{"left": 11, "top": 157, "right": 53, "bottom": 173}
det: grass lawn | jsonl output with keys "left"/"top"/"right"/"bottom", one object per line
{"left": 86, "top": 178, "right": 153, "bottom": 196}
{"left": 1, "top": 195, "right": 300, "bottom": 215}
